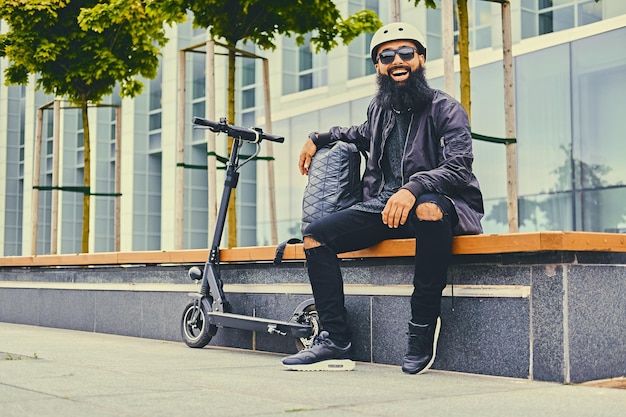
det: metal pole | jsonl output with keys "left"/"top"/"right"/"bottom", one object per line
{"left": 176, "top": 49, "right": 186, "bottom": 249}
{"left": 262, "top": 58, "right": 278, "bottom": 245}
{"left": 114, "top": 106, "right": 122, "bottom": 251}
{"left": 51, "top": 99, "right": 61, "bottom": 254}
{"left": 31, "top": 107, "right": 44, "bottom": 256}
{"left": 501, "top": 1, "right": 519, "bottom": 232}
{"left": 206, "top": 39, "right": 218, "bottom": 241}
{"left": 391, "top": 0, "right": 401, "bottom": 22}
{"left": 442, "top": 0, "right": 455, "bottom": 96}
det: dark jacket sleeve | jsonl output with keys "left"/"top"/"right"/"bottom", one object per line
{"left": 314, "top": 100, "right": 377, "bottom": 153}
{"left": 314, "top": 105, "right": 372, "bottom": 154}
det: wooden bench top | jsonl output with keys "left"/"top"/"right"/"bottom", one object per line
{"left": 1, "top": 231, "right": 625, "bottom": 267}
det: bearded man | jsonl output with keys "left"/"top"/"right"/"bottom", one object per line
{"left": 281, "top": 22, "right": 484, "bottom": 374}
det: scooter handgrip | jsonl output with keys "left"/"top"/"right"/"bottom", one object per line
{"left": 230, "top": 127, "right": 284, "bottom": 143}
{"left": 261, "top": 133, "right": 285, "bottom": 143}
{"left": 192, "top": 117, "right": 223, "bottom": 132}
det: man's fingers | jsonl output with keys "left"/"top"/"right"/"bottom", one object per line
{"left": 383, "top": 192, "right": 415, "bottom": 228}
{"left": 298, "top": 138, "right": 317, "bottom": 176}
{"left": 394, "top": 207, "right": 408, "bottom": 228}
{"left": 298, "top": 154, "right": 310, "bottom": 175}
{"left": 399, "top": 209, "right": 409, "bottom": 226}
{"left": 382, "top": 205, "right": 403, "bottom": 228}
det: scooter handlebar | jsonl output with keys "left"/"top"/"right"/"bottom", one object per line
{"left": 192, "top": 117, "right": 284, "bottom": 143}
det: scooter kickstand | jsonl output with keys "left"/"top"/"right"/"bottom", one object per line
{"left": 267, "top": 324, "right": 286, "bottom": 336}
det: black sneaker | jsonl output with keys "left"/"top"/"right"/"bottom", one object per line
{"left": 281, "top": 331, "right": 355, "bottom": 371}
{"left": 401, "top": 317, "right": 441, "bottom": 375}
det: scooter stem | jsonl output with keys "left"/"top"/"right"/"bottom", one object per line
{"left": 209, "top": 138, "right": 241, "bottom": 260}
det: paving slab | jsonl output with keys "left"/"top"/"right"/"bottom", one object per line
{"left": 1, "top": 322, "right": 624, "bottom": 417}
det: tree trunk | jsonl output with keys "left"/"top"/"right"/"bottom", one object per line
{"left": 457, "top": 0, "right": 471, "bottom": 123}
{"left": 227, "top": 46, "right": 237, "bottom": 248}
{"left": 442, "top": 0, "right": 455, "bottom": 96}
{"left": 81, "top": 101, "right": 91, "bottom": 253}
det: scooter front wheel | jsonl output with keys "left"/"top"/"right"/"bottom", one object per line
{"left": 290, "top": 302, "right": 320, "bottom": 351}
{"left": 181, "top": 300, "right": 216, "bottom": 348}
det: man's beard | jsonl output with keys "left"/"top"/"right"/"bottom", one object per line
{"left": 375, "top": 66, "right": 434, "bottom": 113}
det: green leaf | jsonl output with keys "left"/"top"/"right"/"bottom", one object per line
{"left": 1, "top": 0, "right": 187, "bottom": 100}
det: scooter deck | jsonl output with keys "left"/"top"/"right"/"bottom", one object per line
{"left": 207, "top": 311, "right": 313, "bottom": 338}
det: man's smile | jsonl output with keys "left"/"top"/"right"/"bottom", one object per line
{"left": 388, "top": 65, "right": 411, "bottom": 82}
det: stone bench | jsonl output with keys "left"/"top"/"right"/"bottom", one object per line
{"left": 1, "top": 231, "right": 625, "bottom": 383}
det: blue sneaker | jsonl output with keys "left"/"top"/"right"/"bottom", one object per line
{"left": 282, "top": 331, "right": 354, "bottom": 371}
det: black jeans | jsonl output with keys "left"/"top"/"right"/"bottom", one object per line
{"left": 303, "top": 193, "right": 458, "bottom": 344}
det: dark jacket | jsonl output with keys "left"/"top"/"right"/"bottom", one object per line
{"left": 314, "top": 89, "right": 484, "bottom": 235}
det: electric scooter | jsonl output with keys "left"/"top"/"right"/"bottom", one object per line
{"left": 181, "top": 117, "right": 320, "bottom": 351}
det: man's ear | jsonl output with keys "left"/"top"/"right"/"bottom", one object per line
{"left": 375, "top": 63, "right": 381, "bottom": 74}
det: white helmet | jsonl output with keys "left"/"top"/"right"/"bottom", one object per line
{"left": 369, "top": 22, "right": 427, "bottom": 63}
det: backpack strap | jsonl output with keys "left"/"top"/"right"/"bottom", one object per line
{"left": 273, "top": 238, "right": 304, "bottom": 265}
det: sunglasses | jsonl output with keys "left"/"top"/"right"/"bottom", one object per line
{"left": 378, "top": 47, "right": 417, "bottom": 65}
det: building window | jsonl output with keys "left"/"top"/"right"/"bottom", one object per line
{"left": 282, "top": 34, "right": 327, "bottom": 95}
{"left": 240, "top": 42, "right": 258, "bottom": 126}
{"left": 348, "top": 0, "right": 381, "bottom": 79}
{"left": 238, "top": 42, "right": 258, "bottom": 246}
{"left": 521, "top": 0, "right": 602, "bottom": 39}
{"left": 191, "top": 52, "right": 206, "bottom": 143}
{"left": 492, "top": 28, "right": 626, "bottom": 233}
{"left": 426, "top": 0, "right": 495, "bottom": 61}
{"left": 184, "top": 51, "right": 209, "bottom": 249}
{"left": 57, "top": 108, "right": 84, "bottom": 253}
{"left": 148, "top": 61, "right": 162, "bottom": 151}
{"left": 3, "top": 86, "right": 25, "bottom": 255}
{"left": 93, "top": 89, "right": 121, "bottom": 253}
{"left": 133, "top": 64, "right": 162, "bottom": 250}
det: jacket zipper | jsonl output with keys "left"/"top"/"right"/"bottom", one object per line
{"left": 377, "top": 113, "right": 414, "bottom": 194}
{"left": 376, "top": 116, "right": 391, "bottom": 195}
{"left": 401, "top": 114, "right": 414, "bottom": 185}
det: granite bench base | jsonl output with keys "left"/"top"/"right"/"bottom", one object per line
{"left": 1, "top": 250, "right": 625, "bottom": 383}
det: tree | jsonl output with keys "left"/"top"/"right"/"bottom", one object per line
{"left": 456, "top": 0, "right": 471, "bottom": 119}
{"left": 182, "top": 0, "right": 381, "bottom": 247}
{"left": 0, "top": 0, "right": 185, "bottom": 253}
{"left": 412, "top": 0, "right": 601, "bottom": 126}
{"left": 408, "top": 0, "right": 470, "bottom": 116}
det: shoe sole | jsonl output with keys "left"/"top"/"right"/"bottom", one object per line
{"left": 404, "top": 317, "right": 442, "bottom": 375}
{"left": 282, "top": 359, "right": 355, "bottom": 371}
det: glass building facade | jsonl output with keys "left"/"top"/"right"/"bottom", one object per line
{"left": 1, "top": 0, "right": 625, "bottom": 255}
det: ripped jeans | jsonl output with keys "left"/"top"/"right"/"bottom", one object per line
{"left": 302, "top": 193, "right": 458, "bottom": 345}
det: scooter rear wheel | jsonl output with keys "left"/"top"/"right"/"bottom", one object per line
{"left": 181, "top": 300, "right": 216, "bottom": 348}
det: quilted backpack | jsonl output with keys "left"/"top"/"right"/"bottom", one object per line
{"left": 274, "top": 141, "right": 365, "bottom": 264}
{"left": 300, "top": 141, "right": 364, "bottom": 234}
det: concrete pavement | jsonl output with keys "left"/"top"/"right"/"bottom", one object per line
{"left": 1, "top": 322, "right": 624, "bottom": 417}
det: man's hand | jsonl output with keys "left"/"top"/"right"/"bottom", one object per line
{"left": 298, "top": 138, "right": 318, "bottom": 175}
{"left": 382, "top": 189, "right": 416, "bottom": 228}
